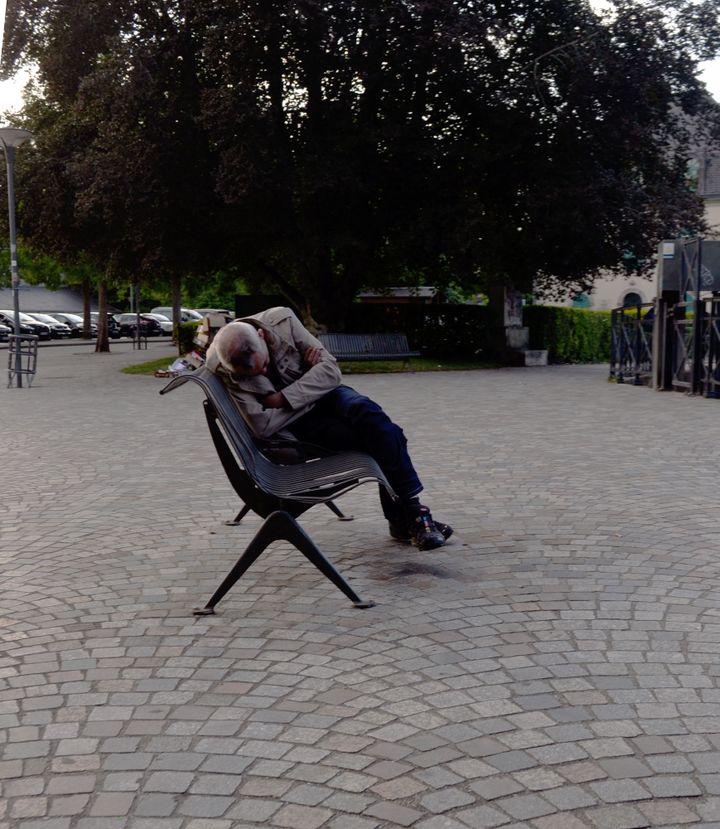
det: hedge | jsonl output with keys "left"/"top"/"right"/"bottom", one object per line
{"left": 523, "top": 306, "right": 612, "bottom": 363}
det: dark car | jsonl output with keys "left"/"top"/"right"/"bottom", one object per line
{"left": 0, "top": 310, "right": 52, "bottom": 340}
{"left": 26, "top": 312, "right": 72, "bottom": 339}
{"left": 49, "top": 313, "right": 98, "bottom": 338}
{"left": 114, "top": 313, "right": 164, "bottom": 337}
{"left": 0, "top": 322, "right": 11, "bottom": 342}
{"left": 90, "top": 312, "right": 122, "bottom": 339}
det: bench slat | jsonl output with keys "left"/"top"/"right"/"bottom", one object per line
{"left": 319, "top": 333, "right": 419, "bottom": 361}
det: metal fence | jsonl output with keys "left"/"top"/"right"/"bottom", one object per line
{"left": 669, "top": 294, "right": 720, "bottom": 398}
{"left": 610, "top": 294, "right": 720, "bottom": 398}
{"left": 609, "top": 303, "right": 654, "bottom": 386}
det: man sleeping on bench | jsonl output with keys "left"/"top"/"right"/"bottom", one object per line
{"left": 205, "top": 306, "right": 453, "bottom": 551}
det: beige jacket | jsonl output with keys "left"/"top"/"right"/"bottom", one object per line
{"left": 205, "top": 306, "right": 342, "bottom": 438}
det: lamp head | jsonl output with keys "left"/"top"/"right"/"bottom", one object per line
{"left": 0, "top": 128, "right": 34, "bottom": 149}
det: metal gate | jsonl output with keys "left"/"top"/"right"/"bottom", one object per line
{"left": 610, "top": 239, "right": 720, "bottom": 399}
{"left": 609, "top": 303, "right": 654, "bottom": 385}
{"left": 664, "top": 240, "right": 720, "bottom": 397}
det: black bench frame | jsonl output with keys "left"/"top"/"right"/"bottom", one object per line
{"left": 319, "top": 332, "right": 420, "bottom": 366}
{"left": 160, "top": 367, "right": 396, "bottom": 614}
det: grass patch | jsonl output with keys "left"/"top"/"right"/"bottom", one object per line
{"left": 123, "top": 355, "right": 496, "bottom": 376}
{"left": 339, "top": 357, "right": 497, "bottom": 373}
{"left": 122, "top": 357, "right": 179, "bottom": 375}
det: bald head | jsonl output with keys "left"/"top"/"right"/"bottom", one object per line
{"left": 213, "top": 321, "right": 270, "bottom": 376}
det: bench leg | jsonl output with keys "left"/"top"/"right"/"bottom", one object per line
{"left": 193, "top": 510, "right": 375, "bottom": 615}
{"left": 224, "top": 504, "right": 251, "bottom": 526}
{"left": 325, "top": 501, "right": 354, "bottom": 521}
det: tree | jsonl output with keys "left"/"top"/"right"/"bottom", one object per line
{"left": 4, "top": 0, "right": 224, "bottom": 347}
{"left": 197, "top": 0, "right": 720, "bottom": 318}
{"left": 3, "top": 0, "right": 720, "bottom": 327}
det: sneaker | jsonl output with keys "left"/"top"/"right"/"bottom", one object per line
{"left": 389, "top": 520, "right": 453, "bottom": 543}
{"left": 403, "top": 505, "right": 448, "bottom": 551}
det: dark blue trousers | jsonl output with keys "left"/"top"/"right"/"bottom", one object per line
{"left": 288, "top": 385, "right": 423, "bottom": 522}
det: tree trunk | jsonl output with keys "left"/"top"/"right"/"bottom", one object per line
{"left": 95, "top": 281, "right": 110, "bottom": 353}
{"left": 82, "top": 277, "right": 92, "bottom": 339}
{"left": 171, "top": 273, "right": 182, "bottom": 355}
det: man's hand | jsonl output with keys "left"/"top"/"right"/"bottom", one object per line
{"left": 261, "top": 391, "right": 287, "bottom": 409}
{"left": 303, "top": 346, "right": 323, "bottom": 368}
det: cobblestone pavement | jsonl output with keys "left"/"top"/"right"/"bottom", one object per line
{"left": 2, "top": 341, "right": 720, "bottom": 829}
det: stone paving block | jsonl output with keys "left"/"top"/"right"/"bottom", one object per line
{"left": 271, "top": 803, "right": 334, "bottom": 828}
{"left": 134, "top": 794, "right": 177, "bottom": 817}
{"left": 46, "top": 791, "right": 90, "bottom": 816}
{"left": 543, "top": 784, "right": 598, "bottom": 810}
{"left": 454, "top": 804, "right": 512, "bottom": 827}
{"left": 364, "top": 801, "right": 425, "bottom": 826}
{"left": 88, "top": 793, "right": 135, "bottom": 816}
{"left": 637, "top": 799, "right": 703, "bottom": 825}
{"left": 643, "top": 775, "right": 702, "bottom": 798}
{"left": 495, "top": 793, "right": 555, "bottom": 820}
{"left": 224, "top": 798, "right": 281, "bottom": 822}
{"left": 585, "top": 804, "right": 654, "bottom": 828}
{"left": 177, "top": 796, "right": 234, "bottom": 818}
{"left": 419, "top": 787, "right": 476, "bottom": 813}
{"left": 371, "top": 774, "right": 427, "bottom": 799}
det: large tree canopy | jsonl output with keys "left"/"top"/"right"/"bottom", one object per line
{"left": 3, "top": 0, "right": 720, "bottom": 323}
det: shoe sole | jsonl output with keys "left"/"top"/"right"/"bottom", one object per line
{"left": 391, "top": 524, "right": 453, "bottom": 543}
{"left": 413, "top": 536, "right": 446, "bottom": 551}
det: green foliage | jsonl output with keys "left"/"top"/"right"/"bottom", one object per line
{"left": 523, "top": 306, "right": 612, "bottom": 363}
{"left": 177, "top": 320, "right": 201, "bottom": 354}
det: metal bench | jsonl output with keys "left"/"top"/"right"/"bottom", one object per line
{"left": 160, "top": 366, "right": 396, "bottom": 614}
{"left": 319, "top": 332, "right": 420, "bottom": 366}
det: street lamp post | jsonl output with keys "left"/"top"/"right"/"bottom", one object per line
{"left": 0, "top": 127, "right": 34, "bottom": 388}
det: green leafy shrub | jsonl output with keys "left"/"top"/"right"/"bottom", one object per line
{"left": 524, "top": 306, "right": 612, "bottom": 363}
{"left": 178, "top": 320, "right": 201, "bottom": 353}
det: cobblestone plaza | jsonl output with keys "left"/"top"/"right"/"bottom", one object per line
{"left": 1, "top": 341, "right": 720, "bottom": 828}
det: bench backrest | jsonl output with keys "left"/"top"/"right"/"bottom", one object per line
{"left": 160, "top": 366, "right": 395, "bottom": 507}
{"left": 319, "top": 332, "right": 414, "bottom": 358}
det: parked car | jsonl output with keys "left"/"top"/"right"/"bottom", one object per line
{"left": 114, "top": 313, "right": 164, "bottom": 337}
{"left": 49, "top": 313, "right": 98, "bottom": 337}
{"left": 89, "top": 312, "right": 122, "bottom": 339}
{"left": 0, "top": 310, "right": 52, "bottom": 340}
{"left": 141, "top": 313, "right": 174, "bottom": 335}
{"left": 0, "top": 322, "right": 11, "bottom": 341}
{"left": 151, "top": 306, "right": 203, "bottom": 323}
{"left": 26, "top": 312, "right": 72, "bottom": 339}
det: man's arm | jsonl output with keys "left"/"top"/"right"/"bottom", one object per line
{"left": 272, "top": 312, "right": 342, "bottom": 412}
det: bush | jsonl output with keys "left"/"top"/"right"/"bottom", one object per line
{"left": 523, "top": 306, "right": 611, "bottom": 363}
{"left": 178, "top": 320, "right": 201, "bottom": 353}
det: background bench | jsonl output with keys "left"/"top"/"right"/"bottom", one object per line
{"left": 319, "top": 332, "right": 420, "bottom": 365}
